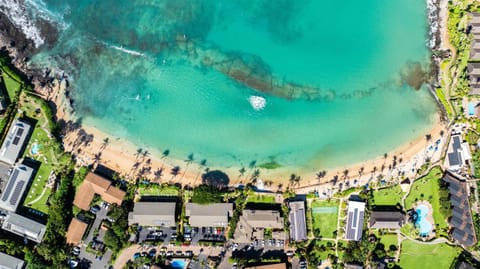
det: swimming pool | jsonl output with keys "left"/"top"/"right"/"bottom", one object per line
{"left": 30, "top": 143, "right": 40, "bottom": 155}
{"left": 416, "top": 204, "right": 432, "bottom": 236}
{"left": 171, "top": 259, "right": 187, "bottom": 269}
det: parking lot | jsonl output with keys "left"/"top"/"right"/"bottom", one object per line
{"left": 75, "top": 204, "right": 111, "bottom": 268}
{"left": 185, "top": 226, "right": 226, "bottom": 245}
{"left": 138, "top": 226, "right": 177, "bottom": 245}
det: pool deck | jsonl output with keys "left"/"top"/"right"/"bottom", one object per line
{"left": 414, "top": 201, "right": 435, "bottom": 240}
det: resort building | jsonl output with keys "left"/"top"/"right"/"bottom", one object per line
{"left": 128, "top": 201, "right": 176, "bottom": 227}
{"left": 73, "top": 172, "right": 126, "bottom": 210}
{"left": 1, "top": 213, "right": 46, "bottom": 243}
{"left": 66, "top": 217, "right": 89, "bottom": 245}
{"left": 443, "top": 173, "right": 477, "bottom": 247}
{"left": 446, "top": 134, "right": 472, "bottom": 173}
{"left": 185, "top": 202, "right": 233, "bottom": 227}
{"left": 468, "top": 62, "right": 480, "bottom": 95}
{"left": 0, "top": 164, "right": 34, "bottom": 212}
{"left": 469, "top": 13, "right": 480, "bottom": 94}
{"left": 345, "top": 200, "right": 365, "bottom": 241}
{"left": 235, "top": 208, "right": 284, "bottom": 242}
{"left": 0, "top": 251, "right": 25, "bottom": 269}
{"left": 369, "top": 210, "right": 406, "bottom": 229}
{"left": 0, "top": 119, "right": 31, "bottom": 165}
{"left": 288, "top": 201, "right": 307, "bottom": 241}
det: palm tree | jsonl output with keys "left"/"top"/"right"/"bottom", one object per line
{"left": 154, "top": 168, "right": 163, "bottom": 182}
{"left": 171, "top": 166, "right": 180, "bottom": 179}
{"left": 135, "top": 148, "right": 143, "bottom": 160}
{"left": 182, "top": 153, "right": 195, "bottom": 180}
{"left": 195, "top": 159, "right": 207, "bottom": 182}
{"left": 238, "top": 167, "right": 246, "bottom": 181}
{"left": 101, "top": 137, "right": 109, "bottom": 150}
{"left": 161, "top": 149, "right": 170, "bottom": 168}
{"left": 289, "top": 174, "right": 297, "bottom": 186}
{"left": 251, "top": 169, "right": 260, "bottom": 183}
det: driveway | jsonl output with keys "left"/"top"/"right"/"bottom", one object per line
{"left": 77, "top": 206, "right": 110, "bottom": 268}
{"left": 85, "top": 207, "right": 108, "bottom": 243}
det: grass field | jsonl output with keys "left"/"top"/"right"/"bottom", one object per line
{"left": 373, "top": 185, "right": 405, "bottom": 206}
{"left": 379, "top": 233, "right": 398, "bottom": 249}
{"left": 246, "top": 194, "right": 276, "bottom": 203}
{"left": 311, "top": 200, "right": 339, "bottom": 238}
{"left": 138, "top": 183, "right": 179, "bottom": 196}
{"left": 399, "top": 241, "right": 460, "bottom": 269}
{"left": 404, "top": 167, "right": 449, "bottom": 232}
{"left": 21, "top": 94, "right": 68, "bottom": 214}
{"left": 1, "top": 71, "right": 21, "bottom": 99}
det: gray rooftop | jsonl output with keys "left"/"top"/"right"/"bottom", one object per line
{"left": 0, "top": 120, "right": 31, "bottom": 165}
{"left": 369, "top": 211, "right": 406, "bottom": 229}
{"left": 0, "top": 252, "right": 25, "bottom": 269}
{"left": 0, "top": 164, "right": 34, "bottom": 212}
{"left": 447, "top": 135, "right": 463, "bottom": 169}
{"left": 443, "top": 173, "right": 477, "bottom": 246}
{"left": 288, "top": 201, "right": 307, "bottom": 241}
{"left": 128, "top": 202, "right": 176, "bottom": 227}
{"left": 185, "top": 203, "right": 233, "bottom": 227}
{"left": 2, "top": 213, "right": 46, "bottom": 243}
{"left": 242, "top": 209, "right": 284, "bottom": 229}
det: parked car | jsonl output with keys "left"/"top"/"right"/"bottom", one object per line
{"left": 72, "top": 246, "right": 80, "bottom": 256}
{"left": 68, "top": 259, "right": 78, "bottom": 268}
{"left": 133, "top": 253, "right": 140, "bottom": 259}
{"left": 90, "top": 205, "right": 100, "bottom": 214}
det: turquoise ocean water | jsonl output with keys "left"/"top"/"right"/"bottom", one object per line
{"left": 12, "top": 0, "right": 437, "bottom": 170}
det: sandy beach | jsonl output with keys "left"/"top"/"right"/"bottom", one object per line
{"left": 40, "top": 74, "right": 447, "bottom": 193}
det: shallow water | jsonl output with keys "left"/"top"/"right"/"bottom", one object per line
{"left": 5, "top": 0, "right": 438, "bottom": 170}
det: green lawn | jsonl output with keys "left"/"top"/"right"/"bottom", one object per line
{"left": 246, "top": 194, "right": 276, "bottom": 203}
{"left": 311, "top": 200, "right": 339, "bottom": 238}
{"left": 399, "top": 241, "right": 460, "bottom": 269}
{"left": 404, "top": 167, "right": 450, "bottom": 232}
{"left": 373, "top": 185, "right": 405, "bottom": 206}
{"left": 1, "top": 71, "right": 21, "bottom": 99}
{"left": 138, "top": 183, "right": 179, "bottom": 196}
{"left": 379, "top": 233, "right": 398, "bottom": 249}
{"left": 21, "top": 94, "right": 67, "bottom": 214}
{"left": 308, "top": 240, "right": 336, "bottom": 263}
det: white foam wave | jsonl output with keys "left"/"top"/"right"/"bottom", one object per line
{"left": 110, "top": 45, "right": 145, "bottom": 57}
{"left": 426, "top": 0, "right": 439, "bottom": 49}
{"left": 249, "top": 95, "right": 266, "bottom": 111}
{"left": 0, "top": 0, "right": 44, "bottom": 47}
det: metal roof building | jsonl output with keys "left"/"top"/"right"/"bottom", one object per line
{"left": 185, "top": 203, "right": 232, "bottom": 227}
{"left": 369, "top": 211, "right": 405, "bottom": 229}
{"left": 128, "top": 202, "right": 176, "bottom": 227}
{"left": 345, "top": 200, "right": 365, "bottom": 241}
{"left": 2, "top": 213, "right": 46, "bottom": 243}
{"left": 0, "top": 119, "right": 31, "bottom": 165}
{"left": 288, "top": 201, "right": 307, "bottom": 241}
{"left": 0, "top": 252, "right": 25, "bottom": 269}
{"left": 0, "top": 164, "right": 34, "bottom": 212}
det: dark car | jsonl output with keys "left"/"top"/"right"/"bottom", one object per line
{"left": 90, "top": 205, "right": 100, "bottom": 214}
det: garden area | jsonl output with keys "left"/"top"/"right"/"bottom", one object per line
{"left": 306, "top": 239, "right": 337, "bottom": 265}
{"left": 246, "top": 194, "right": 276, "bottom": 204}
{"left": 137, "top": 183, "right": 179, "bottom": 197}
{"left": 398, "top": 241, "right": 460, "bottom": 269}
{"left": 372, "top": 185, "right": 405, "bottom": 206}
{"left": 311, "top": 199, "right": 339, "bottom": 238}
{"left": 404, "top": 167, "right": 450, "bottom": 234}
{"left": 21, "top": 93, "right": 71, "bottom": 214}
